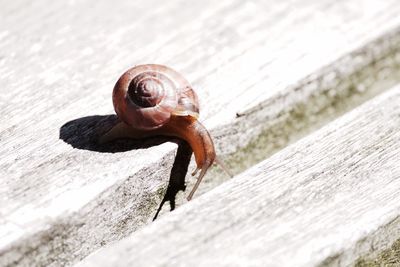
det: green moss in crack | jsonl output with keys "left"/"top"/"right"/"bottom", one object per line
{"left": 202, "top": 37, "right": 400, "bottom": 194}
{"left": 355, "top": 238, "right": 400, "bottom": 267}
{"left": 155, "top": 185, "right": 167, "bottom": 199}
{"left": 137, "top": 189, "right": 165, "bottom": 218}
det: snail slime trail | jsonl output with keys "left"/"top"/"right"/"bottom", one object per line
{"left": 99, "top": 64, "right": 231, "bottom": 201}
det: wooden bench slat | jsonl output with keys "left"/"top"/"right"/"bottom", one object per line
{"left": 1, "top": 0, "right": 400, "bottom": 265}
{"left": 77, "top": 85, "right": 400, "bottom": 267}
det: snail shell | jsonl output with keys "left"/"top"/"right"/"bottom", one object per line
{"left": 112, "top": 64, "right": 199, "bottom": 130}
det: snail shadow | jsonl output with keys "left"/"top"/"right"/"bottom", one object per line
{"left": 59, "top": 114, "right": 191, "bottom": 220}
{"left": 59, "top": 114, "right": 169, "bottom": 153}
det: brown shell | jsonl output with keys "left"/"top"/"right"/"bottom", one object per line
{"left": 112, "top": 64, "right": 199, "bottom": 130}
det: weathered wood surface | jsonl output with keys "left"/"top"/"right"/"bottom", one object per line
{"left": 77, "top": 85, "right": 400, "bottom": 267}
{"left": 1, "top": 0, "right": 400, "bottom": 266}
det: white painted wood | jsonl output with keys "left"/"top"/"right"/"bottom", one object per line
{"left": 1, "top": 0, "right": 400, "bottom": 266}
{"left": 76, "top": 85, "right": 400, "bottom": 267}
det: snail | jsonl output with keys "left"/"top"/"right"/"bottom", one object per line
{"left": 99, "top": 64, "right": 230, "bottom": 200}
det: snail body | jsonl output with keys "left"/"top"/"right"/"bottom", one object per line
{"left": 100, "top": 64, "right": 225, "bottom": 200}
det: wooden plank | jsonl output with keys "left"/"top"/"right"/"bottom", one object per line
{"left": 76, "top": 85, "right": 400, "bottom": 267}
{"left": 1, "top": 0, "right": 400, "bottom": 266}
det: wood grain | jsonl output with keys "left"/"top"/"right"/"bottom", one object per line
{"left": 77, "top": 85, "right": 400, "bottom": 267}
{"left": 1, "top": 0, "right": 400, "bottom": 266}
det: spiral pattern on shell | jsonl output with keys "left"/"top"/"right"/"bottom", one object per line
{"left": 112, "top": 64, "right": 199, "bottom": 130}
